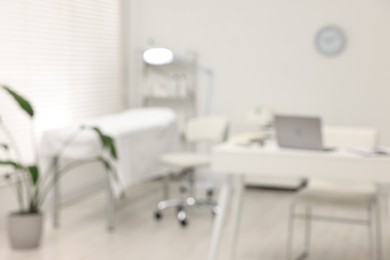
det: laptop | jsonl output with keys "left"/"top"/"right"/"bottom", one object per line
{"left": 274, "top": 115, "right": 334, "bottom": 151}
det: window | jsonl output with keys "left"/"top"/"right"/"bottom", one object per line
{"left": 0, "top": 0, "right": 125, "bottom": 161}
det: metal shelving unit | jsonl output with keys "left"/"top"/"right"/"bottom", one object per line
{"left": 141, "top": 50, "right": 198, "bottom": 131}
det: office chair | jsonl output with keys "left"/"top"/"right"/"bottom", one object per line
{"left": 287, "top": 127, "right": 383, "bottom": 260}
{"left": 154, "top": 116, "right": 229, "bottom": 227}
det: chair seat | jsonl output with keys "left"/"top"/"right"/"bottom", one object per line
{"left": 160, "top": 152, "right": 210, "bottom": 169}
{"left": 294, "top": 180, "right": 377, "bottom": 208}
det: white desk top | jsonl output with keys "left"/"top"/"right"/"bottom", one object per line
{"left": 211, "top": 142, "right": 390, "bottom": 183}
{"left": 215, "top": 142, "right": 390, "bottom": 160}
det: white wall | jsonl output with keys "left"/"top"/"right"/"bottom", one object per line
{"left": 126, "top": 0, "right": 390, "bottom": 144}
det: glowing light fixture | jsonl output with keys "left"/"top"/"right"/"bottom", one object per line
{"left": 143, "top": 48, "right": 174, "bottom": 65}
{"left": 142, "top": 46, "right": 214, "bottom": 114}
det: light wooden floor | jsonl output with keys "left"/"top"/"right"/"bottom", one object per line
{"left": 0, "top": 181, "right": 388, "bottom": 260}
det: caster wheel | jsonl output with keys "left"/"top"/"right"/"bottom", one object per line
{"left": 177, "top": 209, "right": 188, "bottom": 227}
{"left": 212, "top": 206, "right": 219, "bottom": 217}
{"left": 176, "top": 205, "right": 184, "bottom": 213}
{"left": 207, "top": 190, "right": 214, "bottom": 198}
{"left": 154, "top": 211, "right": 162, "bottom": 220}
{"left": 180, "top": 219, "right": 188, "bottom": 227}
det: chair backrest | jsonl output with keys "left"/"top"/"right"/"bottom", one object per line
{"left": 323, "top": 126, "right": 378, "bottom": 148}
{"left": 310, "top": 127, "right": 379, "bottom": 188}
{"left": 185, "top": 116, "right": 229, "bottom": 144}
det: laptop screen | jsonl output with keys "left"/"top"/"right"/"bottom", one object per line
{"left": 275, "top": 115, "right": 325, "bottom": 150}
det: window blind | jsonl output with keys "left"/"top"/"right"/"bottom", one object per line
{"left": 0, "top": 0, "right": 125, "bottom": 161}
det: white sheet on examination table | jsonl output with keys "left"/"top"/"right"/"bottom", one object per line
{"left": 40, "top": 108, "right": 179, "bottom": 197}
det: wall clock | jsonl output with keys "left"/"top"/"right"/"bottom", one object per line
{"left": 315, "top": 26, "right": 346, "bottom": 56}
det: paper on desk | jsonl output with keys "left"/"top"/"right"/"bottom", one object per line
{"left": 228, "top": 132, "right": 269, "bottom": 145}
{"left": 348, "top": 147, "right": 390, "bottom": 157}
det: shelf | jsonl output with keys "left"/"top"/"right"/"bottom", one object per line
{"left": 144, "top": 96, "right": 193, "bottom": 103}
{"left": 141, "top": 51, "right": 198, "bottom": 128}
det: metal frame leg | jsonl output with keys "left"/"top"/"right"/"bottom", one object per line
{"left": 375, "top": 198, "right": 382, "bottom": 260}
{"left": 302, "top": 206, "right": 311, "bottom": 259}
{"left": 53, "top": 156, "right": 60, "bottom": 228}
{"left": 106, "top": 173, "right": 115, "bottom": 231}
{"left": 229, "top": 175, "right": 245, "bottom": 260}
{"left": 286, "top": 205, "right": 311, "bottom": 260}
{"left": 163, "top": 173, "right": 171, "bottom": 200}
{"left": 176, "top": 169, "right": 194, "bottom": 224}
{"left": 367, "top": 196, "right": 384, "bottom": 260}
{"left": 287, "top": 197, "right": 382, "bottom": 260}
{"left": 287, "top": 204, "right": 297, "bottom": 260}
{"left": 188, "top": 169, "right": 195, "bottom": 198}
{"left": 209, "top": 175, "right": 233, "bottom": 260}
{"left": 383, "top": 193, "right": 389, "bottom": 220}
{"left": 368, "top": 205, "right": 376, "bottom": 260}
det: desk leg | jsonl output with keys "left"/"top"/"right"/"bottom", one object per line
{"left": 378, "top": 184, "right": 389, "bottom": 259}
{"left": 209, "top": 175, "right": 233, "bottom": 260}
{"left": 229, "top": 175, "right": 245, "bottom": 260}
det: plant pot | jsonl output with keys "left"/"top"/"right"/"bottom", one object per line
{"left": 8, "top": 212, "right": 43, "bottom": 249}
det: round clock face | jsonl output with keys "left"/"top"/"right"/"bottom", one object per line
{"left": 315, "top": 26, "right": 346, "bottom": 56}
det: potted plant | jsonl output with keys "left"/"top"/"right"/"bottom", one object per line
{"left": 0, "top": 85, "right": 118, "bottom": 249}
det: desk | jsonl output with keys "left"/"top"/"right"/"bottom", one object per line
{"left": 209, "top": 143, "right": 390, "bottom": 260}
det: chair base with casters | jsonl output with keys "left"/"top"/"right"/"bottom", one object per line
{"left": 154, "top": 116, "right": 229, "bottom": 227}
{"left": 286, "top": 182, "right": 382, "bottom": 260}
{"left": 154, "top": 192, "right": 218, "bottom": 227}
{"left": 154, "top": 153, "right": 218, "bottom": 227}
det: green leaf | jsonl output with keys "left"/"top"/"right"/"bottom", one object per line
{"left": 0, "top": 143, "right": 9, "bottom": 150}
{"left": 98, "top": 156, "right": 112, "bottom": 172}
{"left": 103, "top": 135, "right": 118, "bottom": 160}
{"left": 2, "top": 85, "right": 34, "bottom": 118}
{"left": 90, "top": 127, "right": 106, "bottom": 147}
{"left": 0, "top": 160, "right": 24, "bottom": 170}
{"left": 88, "top": 126, "right": 118, "bottom": 160}
{"left": 97, "top": 156, "right": 119, "bottom": 182}
{"left": 27, "top": 165, "right": 39, "bottom": 185}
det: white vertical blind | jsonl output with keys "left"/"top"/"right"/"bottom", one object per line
{"left": 0, "top": 0, "right": 125, "bottom": 161}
